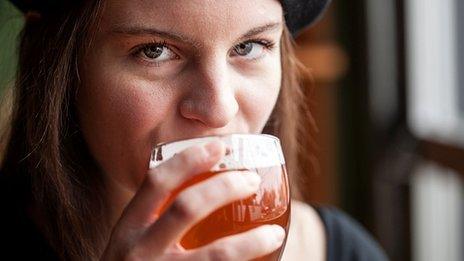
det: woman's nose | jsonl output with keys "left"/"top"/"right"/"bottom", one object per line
{"left": 179, "top": 61, "right": 239, "bottom": 128}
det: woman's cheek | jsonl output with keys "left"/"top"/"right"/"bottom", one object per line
{"left": 239, "top": 73, "right": 281, "bottom": 133}
{"left": 79, "top": 76, "right": 172, "bottom": 187}
{"left": 249, "top": 58, "right": 282, "bottom": 132}
{"left": 223, "top": 53, "right": 281, "bottom": 132}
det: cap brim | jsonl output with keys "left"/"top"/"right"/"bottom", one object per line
{"left": 282, "top": 0, "right": 332, "bottom": 37}
{"left": 8, "top": 0, "right": 331, "bottom": 37}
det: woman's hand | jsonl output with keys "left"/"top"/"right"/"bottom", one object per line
{"left": 101, "top": 140, "right": 286, "bottom": 260}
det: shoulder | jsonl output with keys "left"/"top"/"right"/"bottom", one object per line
{"left": 315, "top": 206, "right": 389, "bottom": 261}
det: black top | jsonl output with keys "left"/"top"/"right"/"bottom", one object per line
{"left": 316, "top": 207, "right": 389, "bottom": 261}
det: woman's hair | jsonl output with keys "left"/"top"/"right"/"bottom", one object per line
{"left": 0, "top": 1, "right": 317, "bottom": 259}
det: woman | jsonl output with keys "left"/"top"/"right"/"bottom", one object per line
{"left": 0, "top": 0, "right": 388, "bottom": 260}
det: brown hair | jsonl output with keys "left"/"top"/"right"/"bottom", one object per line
{"left": 0, "top": 2, "right": 316, "bottom": 260}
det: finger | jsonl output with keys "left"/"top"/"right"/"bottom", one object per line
{"left": 140, "top": 170, "right": 261, "bottom": 253}
{"left": 188, "top": 225, "right": 286, "bottom": 261}
{"left": 120, "top": 140, "right": 226, "bottom": 227}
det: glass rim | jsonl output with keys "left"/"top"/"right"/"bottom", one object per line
{"left": 153, "top": 133, "right": 280, "bottom": 149}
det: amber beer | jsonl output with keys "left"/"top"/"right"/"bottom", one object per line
{"left": 150, "top": 134, "right": 290, "bottom": 261}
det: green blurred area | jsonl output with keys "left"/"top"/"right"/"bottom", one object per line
{"left": 0, "top": 0, "right": 23, "bottom": 97}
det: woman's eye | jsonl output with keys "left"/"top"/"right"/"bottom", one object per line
{"left": 231, "top": 41, "right": 271, "bottom": 60}
{"left": 234, "top": 42, "right": 254, "bottom": 56}
{"left": 136, "top": 43, "right": 178, "bottom": 63}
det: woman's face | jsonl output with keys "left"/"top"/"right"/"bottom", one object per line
{"left": 77, "top": 0, "right": 283, "bottom": 189}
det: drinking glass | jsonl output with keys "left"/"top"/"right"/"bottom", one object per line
{"left": 150, "top": 134, "right": 291, "bottom": 261}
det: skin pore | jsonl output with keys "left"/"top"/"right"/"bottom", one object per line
{"left": 77, "top": 0, "right": 283, "bottom": 224}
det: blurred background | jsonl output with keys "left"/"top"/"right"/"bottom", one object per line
{"left": 1, "top": 0, "right": 463, "bottom": 260}
{"left": 293, "top": 1, "right": 464, "bottom": 260}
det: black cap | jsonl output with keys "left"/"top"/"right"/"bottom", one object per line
{"left": 8, "top": 0, "right": 331, "bottom": 37}
{"left": 282, "top": 0, "right": 331, "bottom": 36}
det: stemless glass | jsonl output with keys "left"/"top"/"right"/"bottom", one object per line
{"left": 150, "top": 134, "right": 291, "bottom": 261}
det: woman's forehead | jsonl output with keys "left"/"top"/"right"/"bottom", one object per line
{"left": 101, "top": 0, "right": 283, "bottom": 43}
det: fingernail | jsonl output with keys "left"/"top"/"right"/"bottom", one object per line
{"left": 272, "top": 225, "right": 285, "bottom": 245}
{"left": 204, "top": 140, "right": 224, "bottom": 157}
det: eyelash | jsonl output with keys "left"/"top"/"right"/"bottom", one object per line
{"left": 131, "top": 40, "right": 175, "bottom": 66}
{"left": 242, "top": 39, "right": 276, "bottom": 50}
{"left": 236, "top": 39, "right": 276, "bottom": 59}
{"left": 131, "top": 38, "right": 276, "bottom": 66}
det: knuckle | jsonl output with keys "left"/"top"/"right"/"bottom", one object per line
{"left": 145, "top": 170, "right": 169, "bottom": 194}
{"left": 104, "top": 240, "right": 137, "bottom": 261}
{"left": 176, "top": 150, "right": 192, "bottom": 163}
{"left": 178, "top": 146, "right": 207, "bottom": 166}
{"left": 208, "top": 245, "right": 234, "bottom": 261}
{"left": 169, "top": 195, "right": 198, "bottom": 222}
{"left": 218, "top": 173, "right": 240, "bottom": 193}
{"left": 146, "top": 169, "right": 163, "bottom": 187}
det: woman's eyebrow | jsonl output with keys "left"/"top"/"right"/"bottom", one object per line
{"left": 238, "top": 22, "right": 282, "bottom": 41}
{"left": 110, "top": 25, "right": 202, "bottom": 47}
{"left": 110, "top": 22, "right": 281, "bottom": 46}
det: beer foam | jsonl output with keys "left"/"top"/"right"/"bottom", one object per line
{"left": 149, "top": 134, "right": 285, "bottom": 171}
